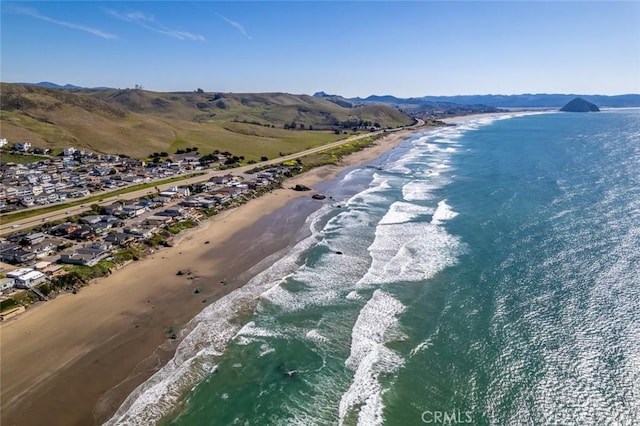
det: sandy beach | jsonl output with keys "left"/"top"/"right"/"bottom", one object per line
{"left": 0, "top": 127, "right": 421, "bottom": 426}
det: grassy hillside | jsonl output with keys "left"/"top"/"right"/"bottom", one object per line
{"left": 0, "top": 84, "right": 412, "bottom": 159}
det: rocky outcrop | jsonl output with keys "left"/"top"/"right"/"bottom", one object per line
{"left": 560, "top": 97, "right": 600, "bottom": 112}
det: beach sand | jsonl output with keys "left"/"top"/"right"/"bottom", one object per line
{"left": 0, "top": 128, "right": 419, "bottom": 426}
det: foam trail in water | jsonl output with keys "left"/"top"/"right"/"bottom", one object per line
{"left": 339, "top": 290, "right": 406, "bottom": 426}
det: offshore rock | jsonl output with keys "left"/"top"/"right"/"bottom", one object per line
{"left": 560, "top": 97, "right": 600, "bottom": 112}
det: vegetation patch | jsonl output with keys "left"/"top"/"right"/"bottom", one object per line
{"left": 0, "top": 151, "right": 49, "bottom": 164}
{"left": 167, "top": 219, "right": 198, "bottom": 235}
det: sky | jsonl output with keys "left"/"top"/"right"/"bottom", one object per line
{"left": 1, "top": 1, "right": 639, "bottom": 97}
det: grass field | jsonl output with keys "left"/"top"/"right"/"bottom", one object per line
{"left": 0, "top": 151, "right": 49, "bottom": 164}
{"left": 1, "top": 83, "right": 413, "bottom": 159}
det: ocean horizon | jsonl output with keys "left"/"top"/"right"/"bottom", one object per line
{"left": 106, "top": 109, "right": 640, "bottom": 425}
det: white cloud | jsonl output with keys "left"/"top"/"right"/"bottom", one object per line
{"left": 107, "top": 9, "right": 205, "bottom": 42}
{"left": 217, "top": 13, "right": 252, "bottom": 40}
{"left": 13, "top": 7, "right": 117, "bottom": 40}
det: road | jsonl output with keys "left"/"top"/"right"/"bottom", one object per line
{"left": 0, "top": 119, "right": 425, "bottom": 236}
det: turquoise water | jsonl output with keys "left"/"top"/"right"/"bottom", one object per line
{"left": 107, "top": 110, "right": 640, "bottom": 425}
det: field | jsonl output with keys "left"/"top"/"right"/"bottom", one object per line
{"left": 0, "top": 84, "right": 413, "bottom": 159}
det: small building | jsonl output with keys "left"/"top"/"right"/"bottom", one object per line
{"left": 122, "top": 204, "right": 146, "bottom": 218}
{"left": 145, "top": 215, "right": 173, "bottom": 226}
{"left": 104, "top": 202, "right": 123, "bottom": 216}
{"left": 13, "top": 142, "right": 32, "bottom": 152}
{"left": 21, "top": 232, "right": 46, "bottom": 246}
{"left": 7, "top": 268, "right": 46, "bottom": 288}
{"left": 60, "top": 248, "right": 108, "bottom": 267}
{"left": 104, "top": 233, "right": 136, "bottom": 247}
{"left": 0, "top": 278, "right": 16, "bottom": 292}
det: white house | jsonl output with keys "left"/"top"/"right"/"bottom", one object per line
{"left": 7, "top": 268, "right": 46, "bottom": 288}
{"left": 13, "top": 142, "right": 32, "bottom": 152}
{"left": 0, "top": 138, "right": 8, "bottom": 148}
{"left": 0, "top": 277, "right": 15, "bottom": 291}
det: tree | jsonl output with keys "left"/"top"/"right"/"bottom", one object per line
{"left": 196, "top": 88, "right": 204, "bottom": 93}
{"left": 260, "top": 156, "right": 269, "bottom": 161}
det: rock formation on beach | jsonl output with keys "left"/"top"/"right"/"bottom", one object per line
{"left": 560, "top": 97, "right": 600, "bottom": 112}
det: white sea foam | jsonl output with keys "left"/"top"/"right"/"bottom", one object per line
{"left": 306, "top": 329, "right": 329, "bottom": 344}
{"left": 378, "top": 201, "right": 434, "bottom": 225}
{"left": 346, "top": 290, "right": 363, "bottom": 300}
{"left": 402, "top": 181, "right": 438, "bottom": 201}
{"left": 410, "top": 338, "right": 433, "bottom": 357}
{"left": 431, "top": 199, "right": 459, "bottom": 225}
{"left": 234, "top": 321, "right": 282, "bottom": 345}
{"left": 339, "top": 290, "right": 406, "bottom": 426}
{"left": 357, "top": 220, "right": 463, "bottom": 286}
{"left": 258, "top": 343, "right": 275, "bottom": 357}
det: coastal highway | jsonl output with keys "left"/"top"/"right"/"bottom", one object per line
{"left": 0, "top": 119, "right": 425, "bottom": 236}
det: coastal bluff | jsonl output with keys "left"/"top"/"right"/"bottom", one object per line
{"left": 560, "top": 97, "right": 600, "bottom": 112}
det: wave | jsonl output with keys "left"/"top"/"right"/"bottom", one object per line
{"left": 357, "top": 221, "right": 463, "bottom": 287}
{"left": 431, "top": 199, "right": 459, "bottom": 225}
{"left": 339, "top": 290, "right": 406, "bottom": 426}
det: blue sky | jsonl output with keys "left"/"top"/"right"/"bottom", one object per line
{"left": 2, "top": 1, "right": 639, "bottom": 97}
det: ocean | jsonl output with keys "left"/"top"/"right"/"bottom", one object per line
{"left": 106, "top": 109, "right": 640, "bottom": 425}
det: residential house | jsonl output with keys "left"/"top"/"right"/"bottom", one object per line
{"left": 157, "top": 207, "right": 184, "bottom": 218}
{"left": 104, "top": 233, "right": 136, "bottom": 247}
{"left": 60, "top": 247, "right": 108, "bottom": 267}
{"left": 13, "top": 142, "right": 31, "bottom": 152}
{"left": 69, "top": 225, "right": 94, "bottom": 241}
{"left": 121, "top": 204, "right": 146, "bottom": 218}
{"left": 80, "top": 215, "right": 103, "bottom": 225}
{"left": 0, "top": 277, "right": 16, "bottom": 292}
{"left": 7, "top": 268, "right": 46, "bottom": 288}
{"left": 31, "top": 241, "right": 56, "bottom": 258}
{"left": 21, "top": 232, "right": 46, "bottom": 246}
{"left": 145, "top": 215, "right": 173, "bottom": 226}
{"left": 51, "top": 223, "right": 78, "bottom": 237}
{"left": 104, "top": 202, "right": 123, "bottom": 216}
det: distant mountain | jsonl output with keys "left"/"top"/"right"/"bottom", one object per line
{"left": 17, "top": 81, "right": 113, "bottom": 90}
{"left": 405, "top": 94, "right": 640, "bottom": 108}
{"left": 316, "top": 92, "right": 640, "bottom": 116}
{"left": 560, "top": 97, "right": 600, "bottom": 112}
{"left": 337, "top": 93, "right": 500, "bottom": 117}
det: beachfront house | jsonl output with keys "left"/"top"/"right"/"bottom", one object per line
{"left": 104, "top": 233, "right": 136, "bottom": 247}
{"left": 7, "top": 268, "right": 46, "bottom": 288}
{"left": 145, "top": 215, "right": 173, "bottom": 226}
{"left": 0, "top": 278, "right": 16, "bottom": 292}
{"left": 59, "top": 246, "right": 109, "bottom": 267}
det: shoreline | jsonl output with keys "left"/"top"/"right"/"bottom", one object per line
{"left": 0, "top": 126, "right": 423, "bottom": 426}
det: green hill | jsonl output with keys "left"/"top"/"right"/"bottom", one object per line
{"left": 0, "top": 84, "right": 412, "bottom": 159}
